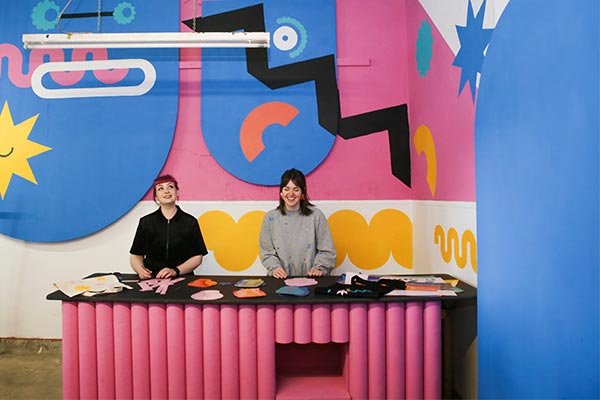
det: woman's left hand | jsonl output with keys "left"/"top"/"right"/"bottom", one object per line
{"left": 156, "top": 267, "right": 177, "bottom": 279}
{"left": 307, "top": 268, "right": 324, "bottom": 277}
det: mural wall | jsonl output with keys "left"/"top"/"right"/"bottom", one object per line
{"left": 0, "top": 0, "right": 500, "bottom": 338}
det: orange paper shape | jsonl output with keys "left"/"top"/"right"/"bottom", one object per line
{"left": 188, "top": 278, "right": 218, "bottom": 288}
{"left": 405, "top": 283, "right": 440, "bottom": 291}
{"left": 233, "top": 288, "right": 267, "bottom": 298}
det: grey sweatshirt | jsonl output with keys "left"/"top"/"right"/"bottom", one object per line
{"left": 259, "top": 207, "right": 336, "bottom": 276}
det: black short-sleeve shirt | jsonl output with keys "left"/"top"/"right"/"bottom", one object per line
{"left": 130, "top": 206, "right": 208, "bottom": 274}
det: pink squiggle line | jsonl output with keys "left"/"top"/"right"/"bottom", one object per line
{"left": 0, "top": 43, "right": 130, "bottom": 88}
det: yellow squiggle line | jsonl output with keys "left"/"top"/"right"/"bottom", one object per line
{"left": 434, "top": 225, "right": 477, "bottom": 272}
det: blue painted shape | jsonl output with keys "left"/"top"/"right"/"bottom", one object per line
{"left": 201, "top": 0, "right": 336, "bottom": 185}
{"left": 452, "top": 0, "right": 493, "bottom": 101}
{"left": 475, "top": 1, "right": 599, "bottom": 398}
{"left": 0, "top": 0, "right": 179, "bottom": 242}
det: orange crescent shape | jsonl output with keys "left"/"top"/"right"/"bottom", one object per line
{"left": 240, "top": 101, "right": 300, "bottom": 162}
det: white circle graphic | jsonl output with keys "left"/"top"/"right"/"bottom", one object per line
{"left": 273, "top": 26, "right": 298, "bottom": 51}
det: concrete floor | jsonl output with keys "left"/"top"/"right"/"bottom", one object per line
{"left": 0, "top": 338, "right": 62, "bottom": 400}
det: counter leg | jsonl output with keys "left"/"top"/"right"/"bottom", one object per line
{"left": 257, "top": 305, "right": 276, "bottom": 400}
{"left": 131, "top": 304, "right": 150, "bottom": 399}
{"left": 239, "top": 305, "right": 258, "bottom": 399}
{"left": 406, "top": 302, "right": 424, "bottom": 399}
{"left": 62, "top": 302, "right": 80, "bottom": 400}
{"left": 166, "top": 304, "right": 186, "bottom": 399}
{"left": 424, "top": 301, "right": 442, "bottom": 400}
{"left": 185, "top": 305, "right": 204, "bottom": 399}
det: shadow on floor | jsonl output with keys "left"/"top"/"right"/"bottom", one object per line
{"left": 0, "top": 338, "right": 62, "bottom": 400}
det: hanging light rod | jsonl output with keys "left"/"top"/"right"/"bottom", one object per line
{"left": 22, "top": 32, "right": 270, "bottom": 50}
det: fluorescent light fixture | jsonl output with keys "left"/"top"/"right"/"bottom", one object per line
{"left": 22, "top": 32, "right": 270, "bottom": 50}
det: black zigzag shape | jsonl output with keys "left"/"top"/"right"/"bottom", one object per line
{"left": 183, "top": 4, "right": 411, "bottom": 187}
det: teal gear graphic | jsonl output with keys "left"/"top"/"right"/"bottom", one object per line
{"left": 276, "top": 16, "right": 307, "bottom": 59}
{"left": 114, "top": 2, "right": 136, "bottom": 25}
{"left": 416, "top": 20, "right": 433, "bottom": 77}
{"left": 31, "top": 0, "right": 61, "bottom": 31}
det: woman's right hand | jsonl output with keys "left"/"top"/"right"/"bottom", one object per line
{"left": 272, "top": 267, "right": 288, "bottom": 279}
{"left": 134, "top": 265, "right": 153, "bottom": 280}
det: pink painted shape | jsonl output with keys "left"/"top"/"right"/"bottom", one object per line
{"left": 239, "top": 305, "right": 258, "bottom": 399}
{"left": 406, "top": 302, "right": 424, "bottom": 399}
{"left": 61, "top": 302, "right": 80, "bottom": 399}
{"left": 386, "top": 303, "right": 406, "bottom": 399}
{"left": 367, "top": 303, "right": 386, "bottom": 399}
{"left": 257, "top": 305, "right": 276, "bottom": 400}
{"left": 96, "top": 303, "right": 115, "bottom": 399}
{"left": 159, "top": 0, "right": 413, "bottom": 201}
{"left": 293, "top": 305, "right": 312, "bottom": 344}
{"left": 424, "top": 301, "right": 442, "bottom": 399}
{"left": 202, "top": 305, "right": 221, "bottom": 399}
{"left": 348, "top": 304, "right": 368, "bottom": 399}
{"left": 331, "top": 304, "right": 349, "bottom": 343}
{"left": 311, "top": 304, "right": 332, "bottom": 344}
{"left": 220, "top": 305, "right": 240, "bottom": 399}
{"left": 78, "top": 302, "right": 98, "bottom": 399}
{"left": 131, "top": 304, "right": 151, "bottom": 399}
{"left": 406, "top": 1, "right": 476, "bottom": 201}
{"left": 166, "top": 304, "right": 186, "bottom": 399}
{"left": 184, "top": 305, "right": 204, "bottom": 399}
{"left": 148, "top": 304, "right": 168, "bottom": 400}
{"left": 275, "top": 304, "right": 294, "bottom": 344}
{"left": 113, "top": 303, "right": 133, "bottom": 399}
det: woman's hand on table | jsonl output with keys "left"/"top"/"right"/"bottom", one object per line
{"left": 156, "top": 267, "right": 178, "bottom": 279}
{"left": 307, "top": 268, "right": 324, "bottom": 277}
{"left": 133, "top": 265, "right": 152, "bottom": 280}
{"left": 272, "top": 267, "right": 288, "bottom": 279}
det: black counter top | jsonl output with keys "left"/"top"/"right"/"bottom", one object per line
{"left": 47, "top": 273, "right": 476, "bottom": 307}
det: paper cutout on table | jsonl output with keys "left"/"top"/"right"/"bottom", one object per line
{"left": 284, "top": 277, "right": 318, "bottom": 287}
{"left": 405, "top": 283, "right": 442, "bottom": 291}
{"left": 385, "top": 289, "right": 457, "bottom": 297}
{"left": 444, "top": 279, "right": 459, "bottom": 287}
{"left": 276, "top": 286, "right": 310, "bottom": 297}
{"left": 137, "top": 277, "right": 185, "bottom": 295}
{"left": 233, "top": 288, "right": 267, "bottom": 298}
{"left": 234, "top": 278, "right": 265, "bottom": 288}
{"left": 191, "top": 290, "right": 224, "bottom": 300}
{"left": 341, "top": 272, "right": 370, "bottom": 285}
{"left": 53, "top": 274, "right": 133, "bottom": 298}
{"left": 188, "top": 278, "right": 218, "bottom": 288}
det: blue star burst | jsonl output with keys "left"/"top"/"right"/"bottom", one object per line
{"left": 452, "top": 0, "right": 494, "bottom": 101}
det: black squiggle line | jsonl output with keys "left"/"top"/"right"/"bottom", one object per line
{"left": 183, "top": 4, "right": 411, "bottom": 187}
{"left": 0, "top": 147, "right": 14, "bottom": 158}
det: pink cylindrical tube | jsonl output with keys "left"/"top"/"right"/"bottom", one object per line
{"left": 148, "top": 304, "right": 168, "bottom": 400}
{"left": 62, "top": 302, "right": 80, "bottom": 400}
{"left": 185, "top": 305, "right": 204, "bottom": 399}
{"left": 239, "top": 305, "right": 258, "bottom": 399}
{"left": 406, "top": 302, "right": 424, "bottom": 399}
{"left": 275, "top": 304, "right": 293, "bottom": 344}
{"left": 166, "top": 304, "right": 186, "bottom": 400}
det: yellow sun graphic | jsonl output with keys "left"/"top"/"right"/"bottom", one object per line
{"left": 0, "top": 101, "right": 51, "bottom": 200}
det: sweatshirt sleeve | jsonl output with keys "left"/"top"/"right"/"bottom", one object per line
{"left": 312, "top": 209, "right": 337, "bottom": 275}
{"left": 259, "top": 212, "right": 281, "bottom": 275}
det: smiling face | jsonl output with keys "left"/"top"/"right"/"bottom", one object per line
{"left": 154, "top": 181, "right": 178, "bottom": 206}
{"left": 280, "top": 179, "right": 302, "bottom": 211}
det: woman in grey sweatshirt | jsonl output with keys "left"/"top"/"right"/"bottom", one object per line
{"left": 259, "top": 168, "right": 336, "bottom": 279}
